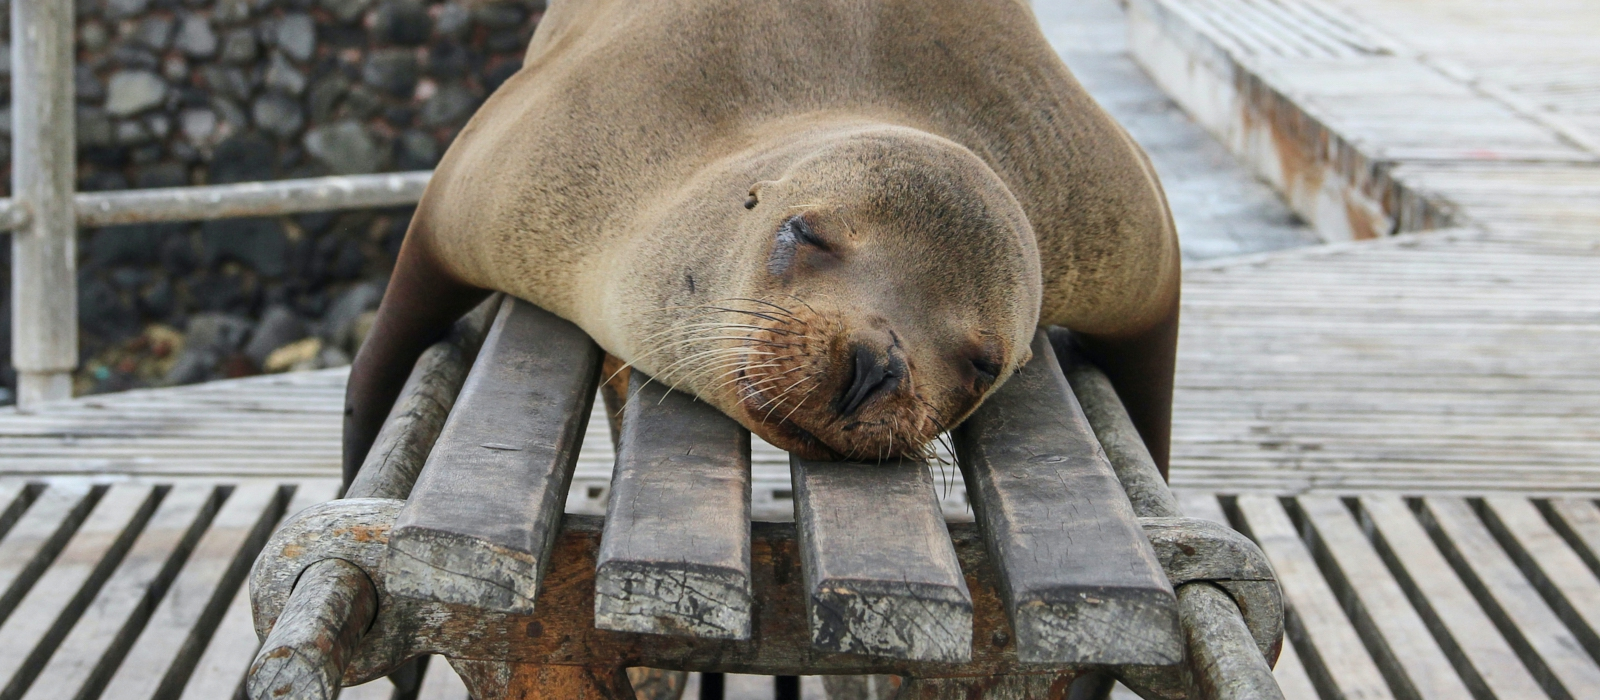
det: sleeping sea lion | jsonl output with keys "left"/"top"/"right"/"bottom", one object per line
{"left": 343, "top": 0, "right": 1180, "bottom": 486}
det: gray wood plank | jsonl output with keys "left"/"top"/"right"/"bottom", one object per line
{"left": 1481, "top": 496, "right": 1600, "bottom": 660}
{"left": 386, "top": 297, "right": 602, "bottom": 614}
{"left": 0, "top": 484, "right": 100, "bottom": 628}
{"left": 178, "top": 481, "right": 340, "bottom": 700}
{"left": 0, "top": 484, "right": 157, "bottom": 699}
{"left": 954, "top": 331, "right": 1178, "bottom": 665}
{"left": 1545, "top": 497, "right": 1600, "bottom": 576}
{"left": 595, "top": 371, "right": 753, "bottom": 639}
{"left": 1355, "top": 495, "right": 1546, "bottom": 700}
{"left": 1296, "top": 496, "right": 1473, "bottom": 699}
{"left": 1419, "top": 496, "right": 1600, "bottom": 700}
{"left": 790, "top": 456, "right": 971, "bottom": 662}
{"left": 1233, "top": 494, "right": 1395, "bottom": 700}
{"left": 19, "top": 483, "right": 222, "bottom": 700}
{"left": 98, "top": 483, "right": 285, "bottom": 700}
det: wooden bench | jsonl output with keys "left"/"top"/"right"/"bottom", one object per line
{"left": 245, "top": 296, "right": 1285, "bottom": 700}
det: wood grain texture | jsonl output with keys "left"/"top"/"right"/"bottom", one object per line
{"left": 1233, "top": 495, "right": 1394, "bottom": 700}
{"left": 1354, "top": 495, "right": 1548, "bottom": 700}
{"left": 894, "top": 673, "right": 1074, "bottom": 700}
{"left": 347, "top": 297, "right": 498, "bottom": 501}
{"left": 1051, "top": 329, "right": 1179, "bottom": 519}
{"left": 956, "top": 331, "right": 1179, "bottom": 665}
{"left": 0, "top": 484, "right": 100, "bottom": 625}
{"left": 454, "top": 660, "right": 633, "bottom": 700}
{"left": 595, "top": 372, "right": 752, "bottom": 640}
{"left": 246, "top": 558, "right": 378, "bottom": 700}
{"left": 1174, "top": 583, "right": 1284, "bottom": 700}
{"left": 101, "top": 483, "right": 284, "bottom": 700}
{"left": 1418, "top": 496, "right": 1600, "bottom": 699}
{"left": 1139, "top": 517, "right": 1281, "bottom": 661}
{"left": 19, "top": 483, "right": 223, "bottom": 700}
{"left": 1294, "top": 497, "right": 1471, "bottom": 700}
{"left": 386, "top": 297, "right": 602, "bottom": 614}
{"left": 791, "top": 457, "right": 971, "bottom": 663}
{"left": 0, "top": 484, "right": 156, "bottom": 700}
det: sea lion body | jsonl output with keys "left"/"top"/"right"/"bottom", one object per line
{"left": 346, "top": 0, "right": 1180, "bottom": 481}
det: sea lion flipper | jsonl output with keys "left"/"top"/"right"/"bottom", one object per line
{"left": 342, "top": 234, "right": 490, "bottom": 491}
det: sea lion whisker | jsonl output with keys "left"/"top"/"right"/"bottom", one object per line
{"left": 740, "top": 366, "right": 808, "bottom": 395}
{"left": 778, "top": 385, "right": 819, "bottom": 425}
{"left": 710, "top": 363, "right": 784, "bottom": 392}
{"left": 757, "top": 376, "right": 816, "bottom": 420}
{"left": 713, "top": 297, "right": 807, "bottom": 323}
{"left": 657, "top": 347, "right": 777, "bottom": 382}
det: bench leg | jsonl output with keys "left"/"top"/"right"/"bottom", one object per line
{"left": 894, "top": 674, "right": 1076, "bottom": 699}
{"left": 451, "top": 660, "right": 634, "bottom": 700}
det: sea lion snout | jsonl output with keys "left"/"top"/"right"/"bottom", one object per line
{"left": 835, "top": 332, "right": 907, "bottom": 417}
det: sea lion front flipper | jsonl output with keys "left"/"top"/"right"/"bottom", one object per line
{"left": 342, "top": 231, "right": 490, "bottom": 490}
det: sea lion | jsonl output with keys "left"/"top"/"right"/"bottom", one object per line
{"left": 343, "top": 0, "right": 1180, "bottom": 486}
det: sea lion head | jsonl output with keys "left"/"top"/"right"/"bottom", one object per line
{"left": 612, "top": 125, "right": 1041, "bottom": 462}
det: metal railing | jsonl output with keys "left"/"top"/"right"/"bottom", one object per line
{"left": 8, "top": 4, "right": 432, "bottom": 409}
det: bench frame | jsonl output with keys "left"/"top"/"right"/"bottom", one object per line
{"left": 245, "top": 296, "right": 1284, "bottom": 700}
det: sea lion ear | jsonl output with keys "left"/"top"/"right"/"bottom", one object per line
{"left": 745, "top": 181, "right": 777, "bottom": 209}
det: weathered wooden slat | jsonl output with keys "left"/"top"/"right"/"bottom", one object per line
{"left": 347, "top": 297, "right": 498, "bottom": 501}
{"left": 595, "top": 372, "right": 752, "bottom": 640}
{"left": 1177, "top": 582, "right": 1285, "bottom": 700}
{"left": 1418, "top": 496, "right": 1600, "bottom": 700}
{"left": 386, "top": 298, "right": 602, "bottom": 613}
{"left": 0, "top": 484, "right": 158, "bottom": 698}
{"left": 0, "top": 484, "right": 101, "bottom": 627}
{"left": 19, "top": 483, "right": 222, "bottom": 700}
{"left": 180, "top": 482, "right": 339, "bottom": 700}
{"left": 1294, "top": 496, "right": 1472, "bottom": 699}
{"left": 790, "top": 456, "right": 971, "bottom": 663}
{"left": 1480, "top": 496, "right": 1600, "bottom": 659}
{"left": 955, "top": 331, "right": 1178, "bottom": 665}
{"left": 100, "top": 483, "right": 285, "bottom": 700}
{"left": 1233, "top": 495, "right": 1395, "bottom": 700}
{"left": 1354, "top": 495, "right": 1547, "bottom": 700}
{"left": 1544, "top": 497, "right": 1600, "bottom": 575}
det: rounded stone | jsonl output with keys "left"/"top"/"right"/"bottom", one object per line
{"left": 304, "top": 120, "right": 387, "bottom": 175}
{"left": 374, "top": 0, "right": 432, "bottom": 46}
{"left": 253, "top": 93, "right": 306, "bottom": 138}
{"left": 362, "top": 48, "right": 419, "bottom": 98}
{"left": 175, "top": 14, "right": 218, "bottom": 58}
{"left": 106, "top": 70, "right": 169, "bottom": 117}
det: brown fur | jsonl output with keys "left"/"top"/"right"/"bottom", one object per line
{"left": 344, "top": 0, "right": 1181, "bottom": 484}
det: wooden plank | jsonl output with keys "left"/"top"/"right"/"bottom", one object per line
{"left": 1295, "top": 496, "right": 1473, "bottom": 699}
{"left": 98, "top": 483, "right": 285, "bottom": 700}
{"left": 595, "top": 371, "right": 752, "bottom": 639}
{"left": 1233, "top": 494, "right": 1395, "bottom": 700}
{"left": 790, "top": 456, "right": 971, "bottom": 662}
{"left": 19, "top": 483, "right": 223, "bottom": 700}
{"left": 1544, "top": 497, "right": 1600, "bottom": 575}
{"left": 1480, "top": 497, "right": 1600, "bottom": 667}
{"left": 0, "top": 484, "right": 100, "bottom": 626}
{"left": 386, "top": 298, "right": 602, "bottom": 613}
{"left": 955, "top": 331, "right": 1178, "bottom": 665}
{"left": 417, "top": 657, "right": 470, "bottom": 700}
{"left": 1358, "top": 498, "right": 1545, "bottom": 700}
{"left": 0, "top": 484, "right": 158, "bottom": 698}
{"left": 1418, "top": 496, "right": 1600, "bottom": 699}
{"left": 178, "top": 481, "right": 340, "bottom": 700}
{"left": 9, "top": 0, "right": 78, "bottom": 406}
{"left": 1168, "top": 491, "right": 1320, "bottom": 699}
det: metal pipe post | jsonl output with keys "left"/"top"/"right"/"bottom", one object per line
{"left": 11, "top": 0, "right": 78, "bottom": 407}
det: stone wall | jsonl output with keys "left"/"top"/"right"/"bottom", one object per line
{"left": 0, "top": 0, "right": 545, "bottom": 402}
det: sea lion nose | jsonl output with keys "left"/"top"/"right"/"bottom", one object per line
{"left": 836, "top": 341, "right": 904, "bottom": 417}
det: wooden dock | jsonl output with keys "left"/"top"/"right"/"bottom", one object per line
{"left": 1, "top": 0, "right": 1598, "bottom": 698}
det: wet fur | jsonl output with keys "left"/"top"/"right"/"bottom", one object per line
{"left": 344, "top": 0, "right": 1181, "bottom": 486}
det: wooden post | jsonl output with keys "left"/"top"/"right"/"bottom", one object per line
{"left": 11, "top": 0, "right": 77, "bottom": 407}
